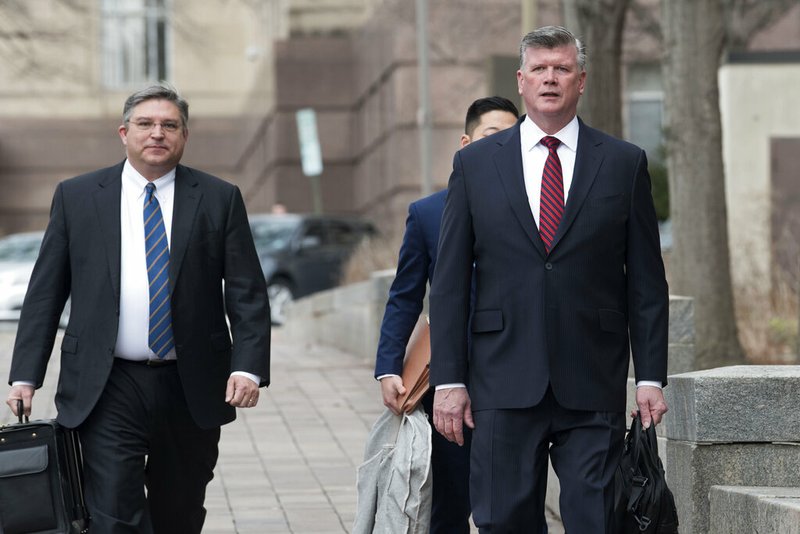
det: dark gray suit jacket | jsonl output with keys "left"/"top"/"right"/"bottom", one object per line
{"left": 429, "top": 117, "right": 668, "bottom": 413}
{"left": 9, "top": 161, "right": 270, "bottom": 429}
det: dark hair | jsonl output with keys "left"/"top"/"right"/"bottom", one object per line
{"left": 122, "top": 83, "right": 189, "bottom": 127}
{"left": 519, "top": 26, "right": 586, "bottom": 71}
{"left": 464, "top": 96, "right": 520, "bottom": 136}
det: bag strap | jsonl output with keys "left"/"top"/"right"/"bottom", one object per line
{"left": 16, "top": 399, "right": 29, "bottom": 424}
{"left": 626, "top": 413, "right": 651, "bottom": 515}
{"left": 627, "top": 474, "right": 649, "bottom": 512}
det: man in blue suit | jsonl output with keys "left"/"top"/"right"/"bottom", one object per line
{"left": 374, "top": 96, "right": 519, "bottom": 533}
{"left": 430, "top": 27, "right": 669, "bottom": 533}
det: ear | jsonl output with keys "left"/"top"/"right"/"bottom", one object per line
{"left": 460, "top": 134, "right": 471, "bottom": 148}
{"left": 578, "top": 70, "right": 587, "bottom": 95}
{"left": 517, "top": 69, "right": 524, "bottom": 95}
{"left": 118, "top": 124, "right": 128, "bottom": 146}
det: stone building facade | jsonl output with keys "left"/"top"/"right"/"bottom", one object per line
{"left": 1, "top": 0, "right": 799, "bottom": 298}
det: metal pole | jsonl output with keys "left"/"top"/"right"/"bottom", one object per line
{"left": 415, "top": 0, "right": 432, "bottom": 197}
{"left": 520, "top": 0, "right": 537, "bottom": 114}
{"left": 522, "top": 0, "right": 537, "bottom": 34}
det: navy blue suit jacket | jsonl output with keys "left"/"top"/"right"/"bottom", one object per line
{"left": 429, "top": 117, "right": 668, "bottom": 413}
{"left": 374, "top": 190, "right": 445, "bottom": 378}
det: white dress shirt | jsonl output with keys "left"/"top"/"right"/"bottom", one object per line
{"left": 114, "top": 161, "right": 259, "bottom": 384}
{"left": 115, "top": 161, "right": 176, "bottom": 360}
{"left": 520, "top": 114, "right": 579, "bottom": 227}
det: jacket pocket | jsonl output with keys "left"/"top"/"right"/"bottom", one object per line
{"left": 471, "top": 309, "right": 503, "bottom": 333}
{"left": 598, "top": 309, "right": 627, "bottom": 334}
{"left": 60, "top": 334, "right": 78, "bottom": 354}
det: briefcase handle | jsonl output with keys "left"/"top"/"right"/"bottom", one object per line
{"left": 16, "top": 399, "right": 29, "bottom": 424}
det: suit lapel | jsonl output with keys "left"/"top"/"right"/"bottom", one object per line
{"left": 93, "top": 163, "right": 124, "bottom": 307}
{"left": 170, "top": 165, "right": 201, "bottom": 295}
{"left": 493, "top": 122, "right": 548, "bottom": 259}
{"left": 549, "top": 119, "right": 604, "bottom": 252}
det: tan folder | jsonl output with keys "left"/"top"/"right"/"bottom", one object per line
{"left": 398, "top": 315, "right": 431, "bottom": 413}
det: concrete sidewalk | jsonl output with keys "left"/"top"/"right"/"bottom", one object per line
{"left": 0, "top": 324, "right": 383, "bottom": 533}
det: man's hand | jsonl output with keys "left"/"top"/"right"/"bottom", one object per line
{"left": 380, "top": 376, "right": 406, "bottom": 415}
{"left": 225, "top": 375, "right": 260, "bottom": 408}
{"left": 633, "top": 385, "right": 668, "bottom": 428}
{"left": 6, "top": 384, "right": 35, "bottom": 418}
{"left": 433, "top": 387, "right": 474, "bottom": 446}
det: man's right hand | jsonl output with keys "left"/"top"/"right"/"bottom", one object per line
{"left": 380, "top": 376, "right": 406, "bottom": 415}
{"left": 6, "top": 384, "right": 35, "bottom": 418}
{"left": 433, "top": 387, "right": 474, "bottom": 446}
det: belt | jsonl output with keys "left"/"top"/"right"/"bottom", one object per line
{"left": 117, "top": 358, "right": 177, "bottom": 368}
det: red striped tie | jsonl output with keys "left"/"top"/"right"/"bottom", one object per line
{"left": 539, "top": 136, "right": 564, "bottom": 253}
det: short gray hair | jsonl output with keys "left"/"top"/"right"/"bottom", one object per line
{"left": 122, "top": 83, "right": 189, "bottom": 127}
{"left": 519, "top": 26, "right": 586, "bottom": 71}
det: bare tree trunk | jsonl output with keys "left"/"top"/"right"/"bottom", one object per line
{"left": 563, "top": 0, "right": 630, "bottom": 137}
{"left": 661, "top": 0, "right": 745, "bottom": 368}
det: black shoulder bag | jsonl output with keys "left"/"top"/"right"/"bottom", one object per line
{"left": 614, "top": 413, "right": 679, "bottom": 533}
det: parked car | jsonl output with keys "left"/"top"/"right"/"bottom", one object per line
{"left": 0, "top": 231, "right": 70, "bottom": 327}
{"left": 249, "top": 213, "right": 377, "bottom": 325}
{"left": 0, "top": 232, "right": 44, "bottom": 321}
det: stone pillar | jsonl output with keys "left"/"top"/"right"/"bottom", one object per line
{"left": 664, "top": 366, "right": 800, "bottom": 533}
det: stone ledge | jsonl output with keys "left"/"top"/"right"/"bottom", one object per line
{"left": 664, "top": 365, "right": 800, "bottom": 442}
{"left": 667, "top": 441, "right": 800, "bottom": 534}
{"left": 709, "top": 486, "right": 800, "bottom": 534}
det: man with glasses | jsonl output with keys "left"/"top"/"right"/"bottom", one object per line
{"left": 6, "top": 84, "right": 271, "bottom": 533}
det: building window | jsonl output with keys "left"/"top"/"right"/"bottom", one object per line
{"left": 625, "top": 63, "right": 664, "bottom": 163}
{"left": 102, "top": 0, "right": 170, "bottom": 88}
{"left": 627, "top": 95, "right": 664, "bottom": 162}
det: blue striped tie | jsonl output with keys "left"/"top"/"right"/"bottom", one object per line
{"left": 144, "top": 183, "right": 174, "bottom": 359}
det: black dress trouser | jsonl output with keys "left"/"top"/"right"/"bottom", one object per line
{"left": 470, "top": 386, "right": 626, "bottom": 533}
{"left": 78, "top": 359, "right": 220, "bottom": 534}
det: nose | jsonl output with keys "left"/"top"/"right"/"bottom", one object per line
{"left": 544, "top": 67, "right": 557, "bottom": 83}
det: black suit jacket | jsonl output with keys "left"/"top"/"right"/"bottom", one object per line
{"left": 9, "top": 161, "right": 270, "bottom": 429}
{"left": 429, "top": 118, "right": 668, "bottom": 413}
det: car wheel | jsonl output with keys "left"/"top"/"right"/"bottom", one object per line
{"left": 267, "top": 280, "right": 293, "bottom": 326}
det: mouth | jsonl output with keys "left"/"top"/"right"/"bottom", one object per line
{"left": 145, "top": 145, "right": 168, "bottom": 151}
{"left": 540, "top": 92, "right": 560, "bottom": 98}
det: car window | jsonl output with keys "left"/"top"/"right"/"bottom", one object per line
{"left": 0, "top": 234, "right": 43, "bottom": 262}
{"left": 327, "top": 222, "right": 363, "bottom": 247}
{"left": 301, "top": 222, "right": 326, "bottom": 248}
{"left": 250, "top": 218, "right": 299, "bottom": 253}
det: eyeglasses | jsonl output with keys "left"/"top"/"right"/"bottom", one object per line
{"left": 129, "top": 120, "right": 182, "bottom": 133}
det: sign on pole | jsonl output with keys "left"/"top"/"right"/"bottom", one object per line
{"left": 296, "top": 108, "right": 323, "bottom": 177}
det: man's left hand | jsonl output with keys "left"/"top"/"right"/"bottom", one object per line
{"left": 633, "top": 385, "right": 668, "bottom": 428}
{"left": 226, "top": 375, "right": 260, "bottom": 408}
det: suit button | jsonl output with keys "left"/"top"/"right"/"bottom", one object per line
{"left": 545, "top": 262, "right": 553, "bottom": 271}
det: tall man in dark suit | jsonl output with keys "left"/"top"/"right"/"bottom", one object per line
{"left": 5, "top": 84, "right": 271, "bottom": 533}
{"left": 430, "top": 26, "right": 669, "bottom": 532}
{"left": 375, "top": 96, "right": 519, "bottom": 532}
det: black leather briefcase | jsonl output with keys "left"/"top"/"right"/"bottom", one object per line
{"left": 0, "top": 401, "right": 88, "bottom": 534}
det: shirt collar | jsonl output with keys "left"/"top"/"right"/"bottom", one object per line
{"left": 122, "top": 160, "right": 176, "bottom": 198}
{"left": 520, "top": 115, "right": 580, "bottom": 153}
